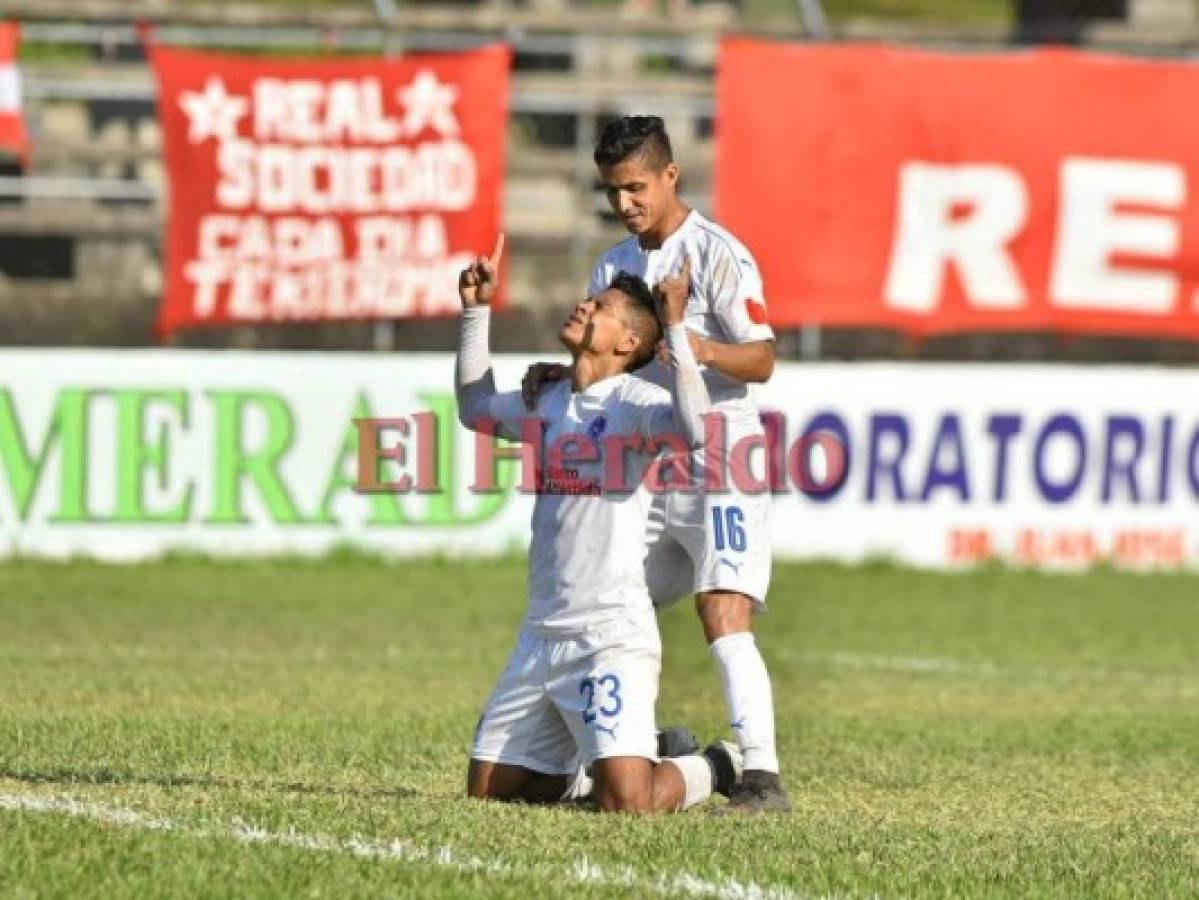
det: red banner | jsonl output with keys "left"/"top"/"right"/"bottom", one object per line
{"left": 717, "top": 40, "right": 1199, "bottom": 338}
{"left": 0, "top": 23, "right": 28, "bottom": 164}
{"left": 152, "top": 45, "right": 509, "bottom": 337}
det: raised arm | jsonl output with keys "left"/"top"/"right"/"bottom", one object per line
{"left": 455, "top": 234, "right": 505, "bottom": 433}
{"left": 655, "top": 257, "right": 712, "bottom": 447}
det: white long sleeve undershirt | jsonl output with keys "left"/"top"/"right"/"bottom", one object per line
{"left": 663, "top": 322, "right": 709, "bottom": 448}
{"left": 454, "top": 305, "right": 498, "bottom": 432}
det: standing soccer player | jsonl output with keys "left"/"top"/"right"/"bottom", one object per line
{"left": 527, "top": 116, "right": 789, "bottom": 813}
{"left": 458, "top": 237, "right": 739, "bottom": 812}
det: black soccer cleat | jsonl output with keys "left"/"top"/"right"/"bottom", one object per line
{"left": 656, "top": 725, "right": 700, "bottom": 758}
{"left": 718, "top": 768, "right": 793, "bottom": 815}
{"left": 701, "top": 740, "right": 743, "bottom": 798}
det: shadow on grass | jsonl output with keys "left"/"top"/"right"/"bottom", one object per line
{"left": 0, "top": 766, "right": 420, "bottom": 800}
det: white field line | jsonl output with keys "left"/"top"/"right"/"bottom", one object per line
{"left": 0, "top": 792, "right": 816, "bottom": 900}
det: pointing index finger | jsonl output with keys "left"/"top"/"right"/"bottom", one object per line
{"left": 490, "top": 232, "right": 506, "bottom": 268}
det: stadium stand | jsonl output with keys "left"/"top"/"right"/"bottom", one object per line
{"left": 2, "top": 0, "right": 1199, "bottom": 362}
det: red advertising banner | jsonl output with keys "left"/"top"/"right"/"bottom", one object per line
{"left": 717, "top": 40, "right": 1199, "bottom": 338}
{"left": 151, "top": 44, "right": 509, "bottom": 337}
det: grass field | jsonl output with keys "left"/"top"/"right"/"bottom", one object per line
{"left": 1, "top": 556, "right": 1197, "bottom": 898}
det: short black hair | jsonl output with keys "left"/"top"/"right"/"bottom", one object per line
{"left": 607, "top": 271, "right": 662, "bottom": 371}
{"left": 593, "top": 116, "right": 674, "bottom": 172}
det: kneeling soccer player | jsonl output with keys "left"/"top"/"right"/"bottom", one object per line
{"left": 456, "top": 237, "right": 737, "bottom": 812}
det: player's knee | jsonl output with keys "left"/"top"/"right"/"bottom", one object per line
{"left": 468, "top": 781, "right": 520, "bottom": 802}
{"left": 696, "top": 590, "right": 754, "bottom": 642}
{"left": 466, "top": 760, "right": 514, "bottom": 801}
{"left": 594, "top": 778, "right": 651, "bottom": 813}
{"left": 466, "top": 774, "right": 494, "bottom": 800}
{"left": 466, "top": 778, "right": 498, "bottom": 800}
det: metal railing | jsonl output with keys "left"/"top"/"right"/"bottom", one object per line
{"left": 21, "top": 21, "right": 709, "bottom": 59}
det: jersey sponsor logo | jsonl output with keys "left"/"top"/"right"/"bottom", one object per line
{"left": 745, "top": 298, "right": 768, "bottom": 325}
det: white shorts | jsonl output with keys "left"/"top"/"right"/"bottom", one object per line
{"left": 470, "top": 611, "right": 661, "bottom": 775}
{"left": 643, "top": 442, "right": 774, "bottom": 611}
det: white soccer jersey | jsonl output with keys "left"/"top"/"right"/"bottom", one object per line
{"left": 589, "top": 209, "right": 775, "bottom": 423}
{"left": 471, "top": 372, "right": 697, "bottom": 637}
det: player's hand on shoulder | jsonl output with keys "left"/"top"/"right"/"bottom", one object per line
{"left": 459, "top": 233, "right": 505, "bottom": 308}
{"left": 654, "top": 255, "right": 691, "bottom": 326}
{"left": 521, "top": 362, "right": 569, "bottom": 410}
{"left": 686, "top": 330, "right": 712, "bottom": 366}
{"left": 657, "top": 329, "right": 710, "bottom": 368}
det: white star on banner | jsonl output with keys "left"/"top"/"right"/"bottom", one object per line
{"left": 397, "top": 70, "right": 460, "bottom": 138}
{"left": 179, "top": 76, "right": 247, "bottom": 144}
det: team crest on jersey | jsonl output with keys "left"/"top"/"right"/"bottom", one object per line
{"left": 745, "top": 298, "right": 768, "bottom": 325}
{"left": 586, "top": 415, "right": 608, "bottom": 440}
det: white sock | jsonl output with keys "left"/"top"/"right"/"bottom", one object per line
{"left": 561, "top": 764, "right": 593, "bottom": 801}
{"left": 663, "top": 755, "right": 712, "bottom": 810}
{"left": 710, "top": 632, "right": 780, "bottom": 773}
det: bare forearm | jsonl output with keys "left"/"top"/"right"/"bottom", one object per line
{"left": 700, "top": 339, "right": 775, "bottom": 384}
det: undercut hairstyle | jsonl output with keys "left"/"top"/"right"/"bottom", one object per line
{"left": 593, "top": 116, "right": 674, "bottom": 172}
{"left": 608, "top": 271, "right": 662, "bottom": 371}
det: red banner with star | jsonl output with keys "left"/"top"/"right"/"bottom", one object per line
{"left": 151, "top": 44, "right": 509, "bottom": 337}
